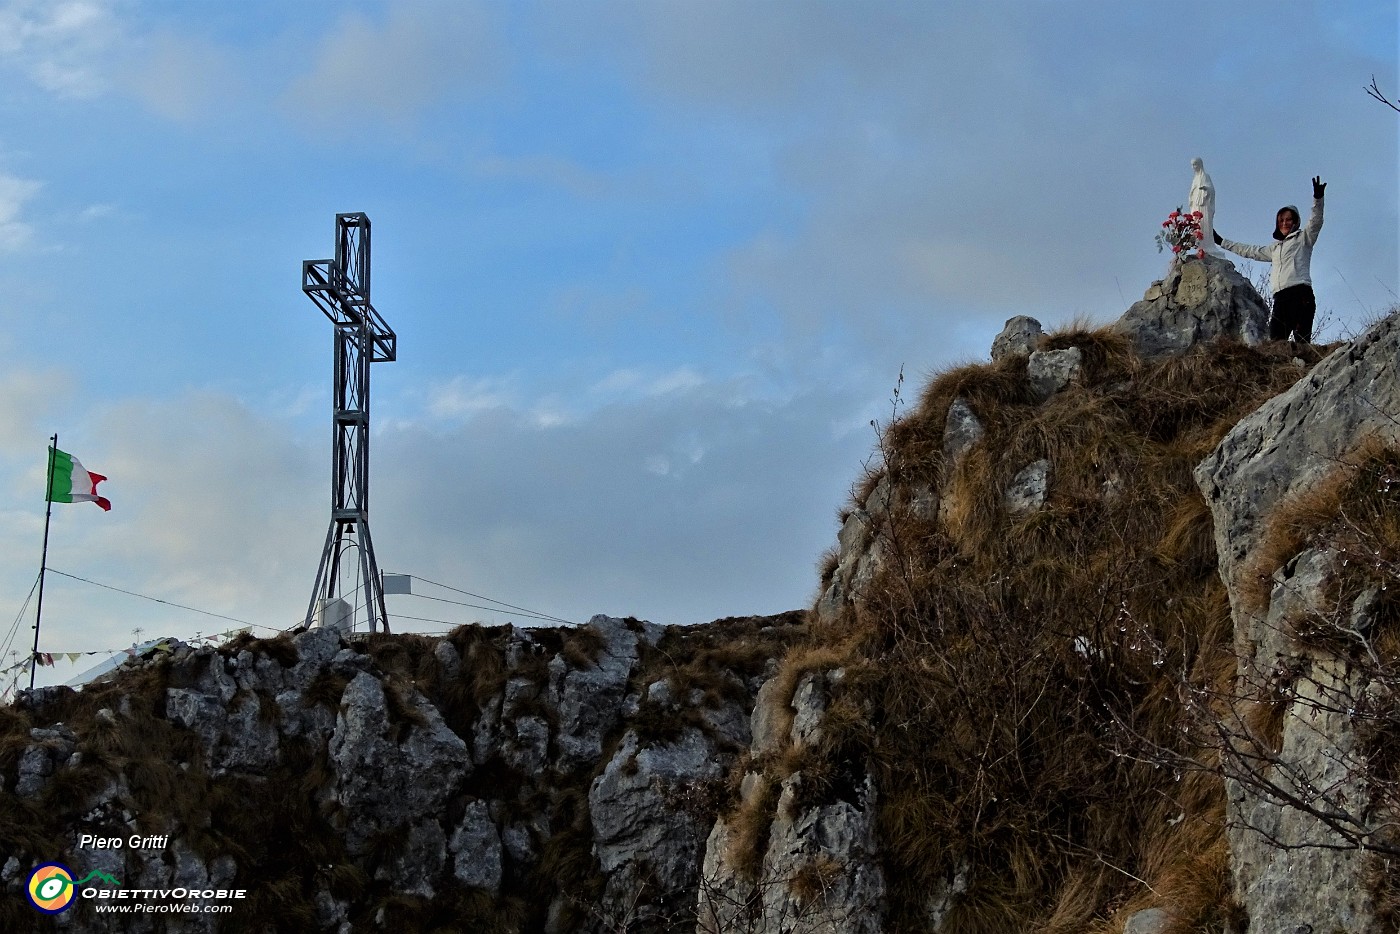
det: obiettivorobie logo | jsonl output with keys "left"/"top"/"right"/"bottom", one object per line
{"left": 26, "top": 864, "right": 121, "bottom": 914}
{"left": 24, "top": 861, "right": 248, "bottom": 916}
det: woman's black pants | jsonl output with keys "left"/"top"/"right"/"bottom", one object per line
{"left": 1270, "top": 284, "right": 1316, "bottom": 343}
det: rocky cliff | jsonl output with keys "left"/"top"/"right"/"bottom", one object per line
{"left": 701, "top": 254, "right": 1399, "bottom": 934}
{"left": 2, "top": 614, "right": 804, "bottom": 932}
{"left": 4, "top": 254, "right": 1398, "bottom": 933}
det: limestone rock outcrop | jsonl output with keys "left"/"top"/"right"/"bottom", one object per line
{"left": 990, "top": 314, "right": 1045, "bottom": 361}
{"left": 1027, "top": 346, "right": 1082, "bottom": 399}
{"left": 1114, "top": 253, "right": 1268, "bottom": 360}
{"left": 1195, "top": 311, "right": 1400, "bottom": 933}
{"left": 2, "top": 613, "right": 801, "bottom": 933}
{"left": 815, "top": 475, "right": 892, "bottom": 625}
{"left": 1197, "top": 312, "right": 1400, "bottom": 580}
{"left": 698, "top": 667, "right": 884, "bottom": 934}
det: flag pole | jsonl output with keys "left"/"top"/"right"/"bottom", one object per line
{"left": 30, "top": 434, "right": 57, "bottom": 691}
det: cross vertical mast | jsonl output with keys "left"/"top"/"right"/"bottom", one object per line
{"left": 302, "top": 213, "right": 397, "bottom": 633}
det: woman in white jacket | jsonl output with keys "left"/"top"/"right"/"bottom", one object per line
{"left": 1215, "top": 176, "right": 1326, "bottom": 342}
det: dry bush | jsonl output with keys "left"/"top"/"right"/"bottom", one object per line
{"left": 1112, "top": 439, "right": 1400, "bottom": 927}
{"left": 1246, "top": 444, "right": 1400, "bottom": 826}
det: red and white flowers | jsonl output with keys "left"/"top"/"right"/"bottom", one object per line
{"left": 1155, "top": 207, "right": 1206, "bottom": 260}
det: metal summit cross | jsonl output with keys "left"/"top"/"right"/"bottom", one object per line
{"left": 302, "top": 213, "right": 397, "bottom": 633}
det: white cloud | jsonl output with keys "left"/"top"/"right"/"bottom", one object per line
{"left": 0, "top": 0, "right": 119, "bottom": 97}
{"left": 53, "top": 392, "right": 322, "bottom": 640}
{"left": 0, "top": 383, "right": 327, "bottom": 686}
{"left": 425, "top": 375, "right": 517, "bottom": 420}
{"left": 3, "top": 371, "right": 872, "bottom": 692}
{"left": 0, "top": 366, "right": 68, "bottom": 460}
{"left": 591, "top": 366, "right": 705, "bottom": 399}
{"left": 374, "top": 374, "right": 870, "bottom": 628}
{"left": 77, "top": 202, "right": 116, "bottom": 221}
{"left": 117, "top": 30, "right": 241, "bottom": 121}
{"left": 542, "top": 0, "right": 1396, "bottom": 366}
{"left": 282, "top": 2, "right": 500, "bottom": 129}
{"left": 0, "top": 172, "right": 43, "bottom": 251}
{"left": 643, "top": 453, "right": 670, "bottom": 476}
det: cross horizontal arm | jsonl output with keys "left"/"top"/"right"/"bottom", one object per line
{"left": 302, "top": 260, "right": 397, "bottom": 362}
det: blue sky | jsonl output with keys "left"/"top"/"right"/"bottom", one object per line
{"left": 1, "top": 0, "right": 1396, "bottom": 689}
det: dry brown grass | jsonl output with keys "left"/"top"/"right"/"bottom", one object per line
{"left": 784, "top": 329, "right": 1324, "bottom": 931}
{"left": 1241, "top": 437, "right": 1400, "bottom": 615}
{"left": 757, "top": 643, "right": 852, "bottom": 754}
{"left": 789, "top": 853, "right": 844, "bottom": 908}
{"left": 728, "top": 773, "right": 780, "bottom": 882}
{"left": 1099, "top": 765, "right": 1240, "bottom": 934}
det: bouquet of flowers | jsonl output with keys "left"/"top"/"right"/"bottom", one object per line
{"left": 1155, "top": 207, "right": 1206, "bottom": 260}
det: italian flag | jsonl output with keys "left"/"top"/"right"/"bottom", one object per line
{"left": 48, "top": 448, "right": 111, "bottom": 511}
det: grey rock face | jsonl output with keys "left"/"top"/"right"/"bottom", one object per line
{"left": 750, "top": 676, "right": 788, "bottom": 758}
{"left": 1195, "top": 311, "right": 1400, "bottom": 933}
{"left": 1225, "top": 549, "right": 1376, "bottom": 932}
{"left": 1027, "top": 346, "right": 1082, "bottom": 400}
{"left": 502, "top": 821, "right": 537, "bottom": 867}
{"left": 434, "top": 639, "right": 462, "bottom": 681}
{"left": 164, "top": 688, "right": 224, "bottom": 759}
{"left": 16, "top": 743, "right": 54, "bottom": 796}
{"left": 276, "top": 686, "right": 335, "bottom": 741}
{"left": 552, "top": 615, "right": 652, "bottom": 772}
{"left": 167, "top": 687, "right": 280, "bottom": 773}
{"left": 16, "top": 725, "right": 77, "bottom": 796}
{"left": 698, "top": 675, "right": 754, "bottom": 749}
{"left": 288, "top": 625, "right": 346, "bottom": 689}
{"left": 7, "top": 613, "right": 776, "bottom": 934}
{"left": 504, "top": 714, "right": 550, "bottom": 775}
{"left": 16, "top": 685, "right": 70, "bottom": 711}
{"left": 697, "top": 807, "right": 753, "bottom": 934}
{"left": 756, "top": 771, "right": 885, "bottom": 933}
{"left": 1004, "top": 459, "right": 1051, "bottom": 516}
{"left": 184, "top": 648, "right": 238, "bottom": 703}
{"left": 942, "top": 397, "right": 985, "bottom": 469}
{"left": 376, "top": 819, "right": 447, "bottom": 898}
{"left": 171, "top": 838, "right": 235, "bottom": 890}
{"left": 816, "top": 473, "right": 893, "bottom": 625}
{"left": 590, "top": 728, "right": 725, "bottom": 921}
{"left": 1114, "top": 254, "right": 1268, "bottom": 361}
{"left": 1197, "top": 311, "right": 1400, "bottom": 585}
{"left": 313, "top": 889, "right": 350, "bottom": 931}
{"left": 1123, "top": 906, "right": 1170, "bottom": 934}
{"left": 790, "top": 671, "right": 832, "bottom": 750}
{"left": 451, "top": 800, "right": 504, "bottom": 893}
{"left": 924, "top": 860, "right": 971, "bottom": 929}
{"left": 327, "top": 671, "right": 469, "bottom": 857}
{"left": 700, "top": 668, "right": 883, "bottom": 934}
{"left": 991, "top": 315, "right": 1045, "bottom": 361}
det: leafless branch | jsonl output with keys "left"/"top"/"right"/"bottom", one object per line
{"left": 1367, "top": 75, "right": 1400, "bottom": 114}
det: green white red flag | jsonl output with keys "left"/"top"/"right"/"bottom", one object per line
{"left": 48, "top": 448, "right": 111, "bottom": 511}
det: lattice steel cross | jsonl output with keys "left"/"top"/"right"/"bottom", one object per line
{"left": 302, "top": 213, "right": 397, "bottom": 633}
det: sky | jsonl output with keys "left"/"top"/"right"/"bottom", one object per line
{"left": 1, "top": 0, "right": 1396, "bottom": 691}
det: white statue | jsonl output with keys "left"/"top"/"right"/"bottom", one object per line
{"left": 1188, "top": 157, "right": 1225, "bottom": 258}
